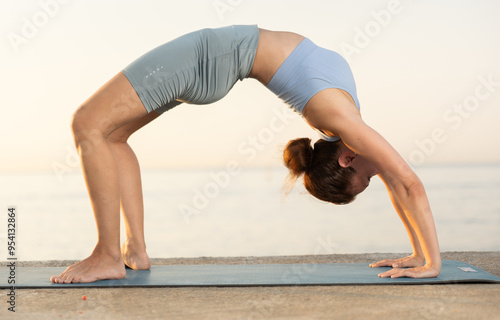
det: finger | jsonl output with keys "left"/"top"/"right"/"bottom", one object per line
{"left": 389, "top": 256, "right": 412, "bottom": 268}
{"left": 393, "top": 258, "right": 426, "bottom": 269}
{"left": 390, "top": 269, "right": 408, "bottom": 278}
{"left": 377, "top": 267, "right": 402, "bottom": 278}
{"left": 369, "top": 259, "right": 395, "bottom": 268}
{"left": 390, "top": 266, "right": 431, "bottom": 279}
{"left": 392, "top": 260, "right": 415, "bottom": 268}
{"left": 392, "top": 267, "right": 429, "bottom": 279}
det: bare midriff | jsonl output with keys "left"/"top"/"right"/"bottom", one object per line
{"left": 248, "top": 28, "right": 305, "bottom": 86}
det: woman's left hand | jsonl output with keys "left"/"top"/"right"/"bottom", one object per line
{"left": 369, "top": 254, "right": 440, "bottom": 278}
{"left": 374, "top": 264, "right": 441, "bottom": 278}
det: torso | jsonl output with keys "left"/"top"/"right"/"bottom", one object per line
{"left": 248, "top": 28, "right": 358, "bottom": 139}
{"left": 248, "top": 29, "right": 305, "bottom": 86}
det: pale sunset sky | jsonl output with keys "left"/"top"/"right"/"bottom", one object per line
{"left": 1, "top": 0, "right": 499, "bottom": 173}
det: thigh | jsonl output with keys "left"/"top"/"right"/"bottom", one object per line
{"left": 107, "top": 111, "right": 161, "bottom": 143}
{"left": 73, "top": 72, "right": 149, "bottom": 138}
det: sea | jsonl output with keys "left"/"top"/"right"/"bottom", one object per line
{"left": 0, "top": 164, "right": 499, "bottom": 261}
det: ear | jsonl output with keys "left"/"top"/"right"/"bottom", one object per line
{"left": 338, "top": 150, "right": 357, "bottom": 168}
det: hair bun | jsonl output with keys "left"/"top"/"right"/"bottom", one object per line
{"left": 283, "top": 138, "right": 314, "bottom": 177}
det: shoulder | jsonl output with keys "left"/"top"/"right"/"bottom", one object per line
{"left": 303, "top": 88, "right": 417, "bottom": 185}
{"left": 302, "top": 88, "right": 361, "bottom": 137}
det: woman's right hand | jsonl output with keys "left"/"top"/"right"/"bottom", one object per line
{"left": 369, "top": 254, "right": 424, "bottom": 269}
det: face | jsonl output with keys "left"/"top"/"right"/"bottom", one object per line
{"left": 336, "top": 143, "right": 380, "bottom": 197}
{"left": 348, "top": 155, "right": 379, "bottom": 195}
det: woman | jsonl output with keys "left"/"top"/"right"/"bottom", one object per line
{"left": 50, "top": 25, "right": 440, "bottom": 283}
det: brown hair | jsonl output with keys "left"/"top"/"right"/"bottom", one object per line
{"left": 283, "top": 138, "right": 357, "bottom": 204}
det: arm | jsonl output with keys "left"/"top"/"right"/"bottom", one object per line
{"left": 369, "top": 176, "right": 427, "bottom": 274}
{"left": 375, "top": 175, "right": 441, "bottom": 278}
{"left": 303, "top": 89, "right": 441, "bottom": 278}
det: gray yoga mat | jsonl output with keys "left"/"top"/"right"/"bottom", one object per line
{"left": 1, "top": 260, "right": 499, "bottom": 288}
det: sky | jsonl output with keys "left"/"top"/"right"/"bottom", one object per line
{"left": 1, "top": 0, "right": 500, "bottom": 173}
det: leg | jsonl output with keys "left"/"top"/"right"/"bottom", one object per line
{"left": 51, "top": 72, "right": 149, "bottom": 283}
{"left": 107, "top": 112, "right": 161, "bottom": 270}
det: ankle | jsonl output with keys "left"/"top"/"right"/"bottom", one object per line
{"left": 93, "top": 244, "right": 122, "bottom": 261}
{"left": 123, "top": 237, "right": 147, "bottom": 252}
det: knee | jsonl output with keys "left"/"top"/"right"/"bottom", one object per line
{"left": 107, "top": 129, "right": 132, "bottom": 144}
{"left": 70, "top": 106, "right": 84, "bottom": 138}
{"left": 71, "top": 106, "right": 89, "bottom": 145}
{"left": 70, "top": 104, "right": 107, "bottom": 148}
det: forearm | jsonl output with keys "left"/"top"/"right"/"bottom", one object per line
{"left": 391, "top": 178, "right": 441, "bottom": 269}
{"left": 384, "top": 182, "right": 424, "bottom": 258}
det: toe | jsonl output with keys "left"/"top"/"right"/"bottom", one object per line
{"left": 64, "top": 275, "right": 74, "bottom": 284}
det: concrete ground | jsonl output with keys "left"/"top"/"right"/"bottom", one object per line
{"left": 1, "top": 251, "right": 499, "bottom": 320}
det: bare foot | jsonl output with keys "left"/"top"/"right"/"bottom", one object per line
{"left": 121, "top": 239, "right": 151, "bottom": 270}
{"left": 50, "top": 249, "right": 126, "bottom": 283}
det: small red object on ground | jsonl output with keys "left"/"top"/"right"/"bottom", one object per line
{"left": 82, "top": 295, "right": 87, "bottom": 300}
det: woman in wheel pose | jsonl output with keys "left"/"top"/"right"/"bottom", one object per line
{"left": 51, "top": 25, "right": 440, "bottom": 283}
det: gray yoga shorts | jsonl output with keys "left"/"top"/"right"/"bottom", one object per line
{"left": 122, "top": 25, "right": 260, "bottom": 114}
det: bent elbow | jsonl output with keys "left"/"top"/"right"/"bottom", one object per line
{"left": 406, "top": 178, "right": 427, "bottom": 199}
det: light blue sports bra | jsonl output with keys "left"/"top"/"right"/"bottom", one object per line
{"left": 267, "top": 38, "right": 360, "bottom": 142}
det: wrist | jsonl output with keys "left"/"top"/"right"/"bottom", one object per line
{"left": 423, "top": 252, "right": 442, "bottom": 270}
{"left": 410, "top": 251, "right": 425, "bottom": 262}
{"left": 426, "top": 257, "right": 442, "bottom": 269}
